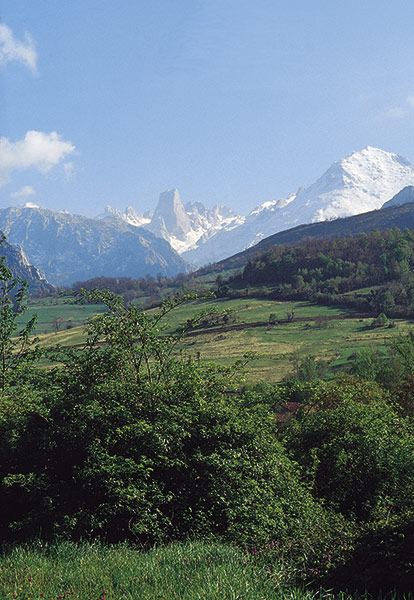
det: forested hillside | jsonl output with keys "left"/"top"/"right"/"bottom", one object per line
{"left": 200, "top": 201, "right": 414, "bottom": 274}
{"left": 224, "top": 227, "right": 414, "bottom": 316}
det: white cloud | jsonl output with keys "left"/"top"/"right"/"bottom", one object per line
{"left": 10, "top": 185, "right": 36, "bottom": 198}
{"left": 0, "top": 23, "right": 37, "bottom": 73}
{"left": 0, "top": 130, "right": 75, "bottom": 187}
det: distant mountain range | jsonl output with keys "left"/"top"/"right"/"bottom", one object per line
{"left": 0, "top": 206, "right": 189, "bottom": 286}
{"left": 95, "top": 147, "right": 414, "bottom": 269}
{"left": 182, "top": 147, "right": 414, "bottom": 265}
{"left": 102, "top": 188, "right": 244, "bottom": 255}
{"left": 3, "top": 146, "right": 414, "bottom": 287}
{"left": 201, "top": 198, "right": 414, "bottom": 273}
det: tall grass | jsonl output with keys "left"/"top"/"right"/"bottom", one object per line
{"left": 0, "top": 541, "right": 411, "bottom": 600}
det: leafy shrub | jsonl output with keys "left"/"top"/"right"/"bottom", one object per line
{"left": 0, "top": 290, "right": 336, "bottom": 555}
{"left": 369, "top": 312, "right": 389, "bottom": 328}
{"left": 323, "top": 515, "right": 414, "bottom": 594}
{"left": 284, "top": 399, "right": 414, "bottom": 521}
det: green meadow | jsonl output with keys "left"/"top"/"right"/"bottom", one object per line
{"left": 20, "top": 297, "right": 107, "bottom": 334}
{"left": 21, "top": 296, "right": 414, "bottom": 382}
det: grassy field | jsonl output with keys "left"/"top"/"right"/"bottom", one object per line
{"left": 165, "top": 298, "right": 413, "bottom": 382}
{"left": 0, "top": 541, "right": 409, "bottom": 600}
{"left": 19, "top": 297, "right": 107, "bottom": 334}
{"left": 21, "top": 296, "right": 414, "bottom": 382}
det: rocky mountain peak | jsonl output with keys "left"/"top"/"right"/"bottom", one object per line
{"left": 147, "top": 189, "right": 192, "bottom": 241}
{"left": 95, "top": 205, "right": 152, "bottom": 228}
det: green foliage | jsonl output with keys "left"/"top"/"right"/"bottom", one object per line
{"left": 369, "top": 312, "right": 389, "bottom": 328}
{"left": 0, "top": 242, "right": 40, "bottom": 395}
{"left": 0, "top": 540, "right": 392, "bottom": 600}
{"left": 389, "top": 329, "right": 414, "bottom": 376}
{"left": 353, "top": 328, "right": 414, "bottom": 388}
{"left": 268, "top": 312, "right": 278, "bottom": 325}
{"left": 350, "top": 346, "right": 388, "bottom": 381}
{"left": 284, "top": 398, "right": 414, "bottom": 521}
{"left": 0, "top": 288, "right": 334, "bottom": 554}
{"left": 288, "top": 351, "right": 326, "bottom": 382}
{"left": 223, "top": 227, "right": 414, "bottom": 317}
{"left": 3, "top": 249, "right": 414, "bottom": 595}
{"left": 323, "top": 515, "right": 414, "bottom": 595}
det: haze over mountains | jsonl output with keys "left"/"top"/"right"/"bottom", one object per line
{"left": 3, "top": 146, "right": 414, "bottom": 286}
{"left": 0, "top": 206, "right": 188, "bottom": 286}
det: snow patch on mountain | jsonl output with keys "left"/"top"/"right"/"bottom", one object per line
{"left": 119, "top": 188, "right": 243, "bottom": 254}
{"left": 291, "top": 146, "right": 414, "bottom": 224}
{"left": 96, "top": 205, "right": 152, "bottom": 227}
{"left": 184, "top": 146, "right": 414, "bottom": 266}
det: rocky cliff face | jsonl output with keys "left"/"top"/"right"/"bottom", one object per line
{"left": 146, "top": 189, "right": 193, "bottom": 243}
{"left": 0, "top": 206, "right": 189, "bottom": 286}
{"left": 145, "top": 189, "right": 243, "bottom": 254}
{"left": 0, "top": 235, "right": 52, "bottom": 294}
{"left": 105, "top": 188, "right": 244, "bottom": 256}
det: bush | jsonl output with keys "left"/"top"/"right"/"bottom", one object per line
{"left": 284, "top": 399, "right": 414, "bottom": 521}
{"left": 323, "top": 515, "right": 414, "bottom": 594}
{"left": 369, "top": 312, "right": 388, "bottom": 328}
{"left": 0, "top": 290, "right": 336, "bottom": 555}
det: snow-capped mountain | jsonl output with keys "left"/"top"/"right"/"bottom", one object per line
{"left": 9, "top": 146, "right": 412, "bottom": 283}
{"left": 146, "top": 189, "right": 244, "bottom": 254}
{"left": 96, "top": 205, "right": 152, "bottom": 227}
{"left": 382, "top": 185, "right": 414, "bottom": 209}
{"left": 100, "top": 189, "right": 243, "bottom": 255}
{"left": 146, "top": 189, "right": 193, "bottom": 251}
{"left": 184, "top": 146, "right": 414, "bottom": 266}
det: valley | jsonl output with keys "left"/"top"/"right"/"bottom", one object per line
{"left": 4, "top": 5, "right": 414, "bottom": 597}
{"left": 21, "top": 295, "right": 412, "bottom": 383}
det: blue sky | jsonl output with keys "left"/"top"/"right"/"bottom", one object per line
{"left": 1, "top": 0, "right": 414, "bottom": 217}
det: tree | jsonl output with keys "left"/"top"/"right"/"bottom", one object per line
{"left": 285, "top": 398, "right": 414, "bottom": 521}
{"left": 0, "top": 242, "right": 39, "bottom": 395}
{"left": 369, "top": 312, "right": 388, "bottom": 328}
{"left": 268, "top": 313, "right": 278, "bottom": 326}
{"left": 351, "top": 346, "right": 385, "bottom": 381}
{"left": 53, "top": 316, "right": 64, "bottom": 332}
{"left": 288, "top": 352, "right": 326, "bottom": 381}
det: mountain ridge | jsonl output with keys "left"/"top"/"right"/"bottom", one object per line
{"left": 0, "top": 234, "right": 52, "bottom": 294}
{"left": 0, "top": 206, "right": 189, "bottom": 286}
{"left": 198, "top": 201, "right": 414, "bottom": 274}
{"left": 183, "top": 147, "right": 414, "bottom": 265}
{"left": 102, "top": 188, "right": 244, "bottom": 255}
